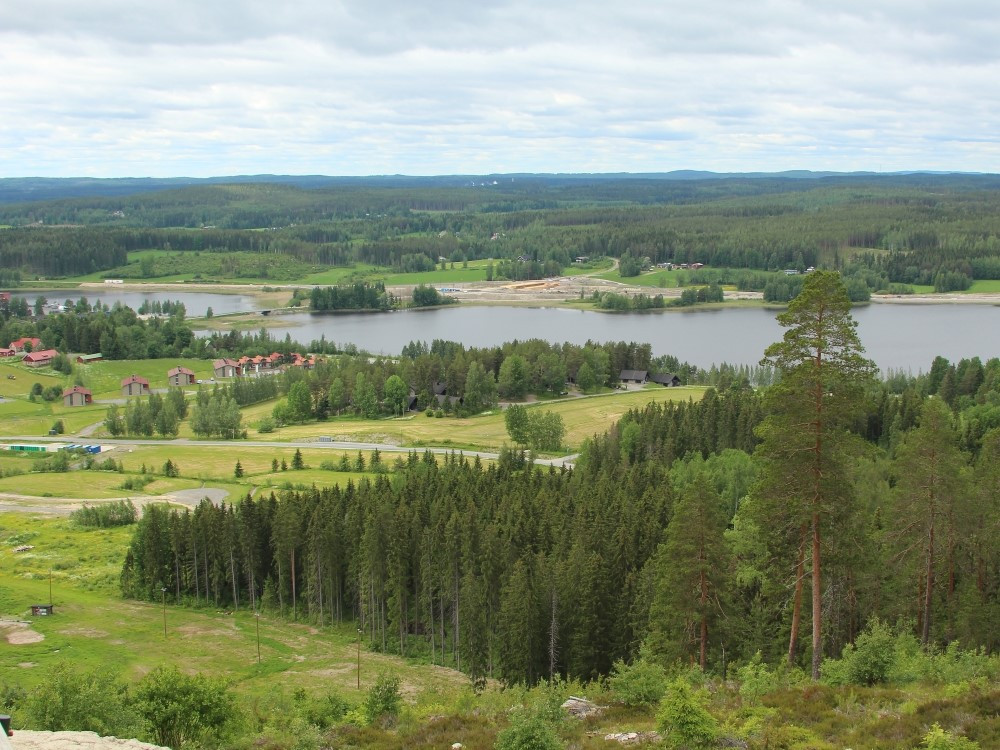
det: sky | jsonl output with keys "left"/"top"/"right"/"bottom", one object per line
{"left": 3, "top": 0, "right": 999, "bottom": 177}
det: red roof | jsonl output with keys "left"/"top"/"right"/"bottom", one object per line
{"left": 122, "top": 374, "right": 150, "bottom": 386}
{"left": 22, "top": 349, "right": 57, "bottom": 362}
{"left": 213, "top": 358, "right": 239, "bottom": 368}
{"left": 167, "top": 366, "right": 194, "bottom": 377}
{"left": 62, "top": 385, "right": 92, "bottom": 397}
{"left": 10, "top": 337, "right": 41, "bottom": 350}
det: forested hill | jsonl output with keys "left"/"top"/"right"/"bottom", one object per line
{"left": 1, "top": 171, "right": 997, "bottom": 210}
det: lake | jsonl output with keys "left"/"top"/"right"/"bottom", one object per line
{"left": 10, "top": 289, "right": 259, "bottom": 317}
{"left": 213, "top": 303, "right": 1000, "bottom": 372}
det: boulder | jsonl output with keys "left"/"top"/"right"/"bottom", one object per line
{"left": 561, "top": 696, "right": 603, "bottom": 718}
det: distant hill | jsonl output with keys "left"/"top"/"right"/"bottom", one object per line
{"left": 0, "top": 170, "right": 990, "bottom": 205}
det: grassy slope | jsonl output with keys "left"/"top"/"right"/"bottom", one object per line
{"left": 0, "top": 512, "right": 464, "bottom": 699}
{"left": 234, "top": 386, "right": 703, "bottom": 453}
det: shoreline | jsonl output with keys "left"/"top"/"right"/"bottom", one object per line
{"left": 14, "top": 279, "right": 1000, "bottom": 309}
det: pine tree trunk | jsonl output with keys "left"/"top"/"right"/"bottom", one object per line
{"left": 699, "top": 567, "right": 708, "bottom": 671}
{"left": 923, "top": 522, "right": 935, "bottom": 647}
{"left": 290, "top": 548, "right": 297, "bottom": 621}
{"left": 788, "top": 526, "right": 806, "bottom": 667}
{"left": 811, "top": 512, "right": 822, "bottom": 681}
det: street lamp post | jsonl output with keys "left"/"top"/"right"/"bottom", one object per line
{"left": 160, "top": 587, "right": 167, "bottom": 638}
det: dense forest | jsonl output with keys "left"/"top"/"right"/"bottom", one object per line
{"left": 121, "top": 273, "right": 1000, "bottom": 687}
{"left": 3, "top": 174, "right": 1000, "bottom": 292}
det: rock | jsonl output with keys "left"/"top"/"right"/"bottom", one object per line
{"left": 561, "top": 696, "right": 603, "bottom": 718}
{"left": 451, "top": 744, "right": 464, "bottom": 750}
{"left": 9, "top": 731, "right": 169, "bottom": 750}
{"left": 604, "top": 731, "right": 662, "bottom": 745}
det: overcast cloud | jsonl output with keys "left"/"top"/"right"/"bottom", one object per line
{"left": 2, "top": 0, "right": 998, "bottom": 177}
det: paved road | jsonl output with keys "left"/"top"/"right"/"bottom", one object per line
{"left": 0, "top": 435, "right": 579, "bottom": 467}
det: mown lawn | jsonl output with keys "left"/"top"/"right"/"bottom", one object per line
{"left": 0, "top": 472, "right": 201, "bottom": 499}
{"left": 236, "top": 386, "right": 703, "bottom": 453}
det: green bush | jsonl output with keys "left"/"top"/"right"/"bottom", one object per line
{"left": 842, "top": 619, "right": 895, "bottom": 685}
{"left": 363, "top": 671, "right": 401, "bottom": 727}
{"left": 737, "top": 651, "right": 777, "bottom": 706}
{"left": 20, "top": 663, "right": 145, "bottom": 738}
{"left": 656, "top": 678, "right": 719, "bottom": 750}
{"left": 133, "top": 666, "right": 234, "bottom": 749}
{"left": 494, "top": 710, "right": 564, "bottom": 750}
{"left": 922, "top": 722, "right": 980, "bottom": 749}
{"left": 608, "top": 658, "right": 667, "bottom": 707}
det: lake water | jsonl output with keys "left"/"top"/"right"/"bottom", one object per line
{"left": 212, "top": 303, "right": 1000, "bottom": 372}
{"left": 10, "top": 289, "right": 259, "bottom": 317}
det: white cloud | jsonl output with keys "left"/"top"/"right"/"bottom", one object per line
{"left": 1, "top": 0, "right": 998, "bottom": 176}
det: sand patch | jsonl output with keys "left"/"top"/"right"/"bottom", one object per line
{"left": 0, "top": 620, "right": 44, "bottom": 644}
{"left": 19, "top": 661, "right": 37, "bottom": 668}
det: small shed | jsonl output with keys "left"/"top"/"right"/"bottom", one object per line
{"left": 31, "top": 604, "right": 54, "bottom": 616}
{"left": 76, "top": 353, "right": 103, "bottom": 364}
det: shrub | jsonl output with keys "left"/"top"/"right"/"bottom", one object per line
{"left": 133, "top": 666, "right": 234, "bottom": 749}
{"left": 608, "top": 658, "right": 667, "bottom": 707}
{"left": 824, "top": 619, "right": 895, "bottom": 686}
{"left": 922, "top": 723, "right": 980, "bottom": 749}
{"left": 363, "top": 671, "right": 401, "bottom": 727}
{"left": 494, "top": 710, "right": 564, "bottom": 750}
{"left": 737, "top": 651, "right": 777, "bottom": 706}
{"left": 257, "top": 417, "right": 275, "bottom": 434}
{"left": 656, "top": 678, "right": 719, "bottom": 750}
{"left": 21, "top": 663, "right": 145, "bottom": 738}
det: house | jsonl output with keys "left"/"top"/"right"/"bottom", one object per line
{"left": 121, "top": 374, "right": 151, "bottom": 397}
{"left": 76, "top": 353, "right": 103, "bottom": 364}
{"left": 432, "top": 381, "right": 448, "bottom": 396}
{"left": 167, "top": 366, "right": 195, "bottom": 386}
{"left": 690, "top": 262, "right": 705, "bottom": 270}
{"left": 436, "top": 394, "right": 463, "bottom": 408}
{"left": 619, "top": 369, "right": 648, "bottom": 384}
{"left": 649, "top": 372, "right": 682, "bottom": 387}
{"left": 62, "top": 385, "right": 92, "bottom": 407}
{"left": 213, "top": 358, "right": 240, "bottom": 378}
{"left": 0, "top": 292, "right": 10, "bottom": 303}
{"left": 0, "top": 348, "right": 14, "bottom": 358}
{"left": 23, "top": 349, "right": 57, "bottom": 367}
{"left": 10, "top": 337, "right": 41, "bottom": 353}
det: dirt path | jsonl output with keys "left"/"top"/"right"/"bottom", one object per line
{"left": 0, "top": 486, "right": 230, "bottom": 516}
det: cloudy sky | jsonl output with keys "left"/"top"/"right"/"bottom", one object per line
{"left": 3, "top": 1, "right": 999, "bottom": 177}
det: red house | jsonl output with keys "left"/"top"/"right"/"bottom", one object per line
{"left": 23, "top": 349, "right": 58, "bottom": 367}
{"left": 10, "top": 337, "right": 41, "bottom": 353}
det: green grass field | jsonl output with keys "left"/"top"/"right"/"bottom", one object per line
{"left": 0, "top": 472, "right": 201, "bottom": 499}
{"left": 236, "top": 386, "right": 703, "bottom": 453}
{"left": 967, "top": 279, "right": 1000, "bottom": 293}
{"left": 595, "top": 268, "right": 683, "bottom": 287}
{"left": 0, "top": 512, "right": 465, "bottom": 698}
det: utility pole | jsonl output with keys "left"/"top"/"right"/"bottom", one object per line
{"left": 161, "top": 587, "right": 167, "bottom": 638}
{"left": 357, "top": 628, "right": 362, "bottom": 689}
{"left": 49, "top": 569, "right": 53, "bottom": 606}
{"left": 255, "top": 612, "right": 261, "bottom": 664}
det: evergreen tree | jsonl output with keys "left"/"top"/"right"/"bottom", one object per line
{"left": 647, "top": 473, "right": 729, "bottom": 670}
{"left": 752, "top": 270, "right": 876, "bottom": 679}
